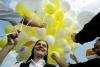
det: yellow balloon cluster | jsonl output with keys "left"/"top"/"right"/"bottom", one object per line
{"left": 0, "top": 0, "right": 80, "bottom": 64}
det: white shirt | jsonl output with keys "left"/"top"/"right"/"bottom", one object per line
{"left": 29, "top": 59, "right": 46, "bottom": 67}
{"left": 15, "top": 59, "right": 46, "bottom": 67}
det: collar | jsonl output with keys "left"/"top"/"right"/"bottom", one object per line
{"left": 96, "top": 55, "right": 100, "bottom": 59}
{"left": 30, "top": 59, "right": 46, "bottom": 66}
{"left": 87, "top": 54, "right": 100, "bottom": 60}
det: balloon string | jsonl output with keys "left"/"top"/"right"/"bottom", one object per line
{"left": 0, "top": 17, "right": 31, "bottom": 38}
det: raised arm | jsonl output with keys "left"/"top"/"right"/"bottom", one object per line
{"left": 51, "top": 53, "right": 69, "bottom": 67}
{"left": 0, "top": 30, "right": 20, "bottom": 65}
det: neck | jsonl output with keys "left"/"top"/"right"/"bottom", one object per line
{"left": 33, "top": 55, "right": 44, "bottom": 62}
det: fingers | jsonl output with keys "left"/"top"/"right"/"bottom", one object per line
{"left": 7, "top": 30, "right": 20, "bottom": 45}
{"left": 40, "top": 22, "right": 47, "bottom": 28}
{"left": 71, "top": 33, "right": 77, "bottom": 42}
{"left": 51, "top": 52, "right": 59, "bottom": 60}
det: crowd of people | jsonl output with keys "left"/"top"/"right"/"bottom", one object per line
{"left": 0, "top": 0, "right": 100, "bottom": 67}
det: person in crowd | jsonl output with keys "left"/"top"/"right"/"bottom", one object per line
{"left": 0, "top": 31, "right": 56, "bottom": 67}
{"left": 52, "top": 38, "right": 100, "bottom": 67}
{"left": 71, "top": 12, "right": 100, "bottom": 44}
{"left": 70, "top": 54, "right": 80, "bottom": 63}
{"left": 0, "top": 0, "right": 46, "bottom": 28}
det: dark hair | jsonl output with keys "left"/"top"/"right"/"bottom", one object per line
{"left": 93, "top": 38, "right": 100, "bottom": 51}
{"left": 97, "top": 38, "right": 100, "bottom": 41}
{"left": 26, "top": 40, "right": 48, "bottom": 63}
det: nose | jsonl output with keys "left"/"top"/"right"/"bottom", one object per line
{"left": 39, "top": 44, "right": 43, "bottom": 47}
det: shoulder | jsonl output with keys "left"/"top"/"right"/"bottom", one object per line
{"left": 44, "top": 63, "right": 56, "bottom": 67}
{"left": 19, "top": 62, "right": 30, "bottom": 67}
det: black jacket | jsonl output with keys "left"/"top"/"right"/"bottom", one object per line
{"left": 20, "top": 62, "right": 56, "bottom": 67}
{"left": 75, "top": 12, "right": 100, "bottom": 44}
{"left": 69, "top": 58, "right": 100, "bottom": 67}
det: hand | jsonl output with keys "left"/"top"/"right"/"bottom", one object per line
{"left": 71, "top": 33, "right": 77, "bottom": 42}
{"left": 39, "top": 22, "right": 47, "bottom": 28}
{"left": 22, "top": 16, "right": 47, "bottom": 28}
{"left": 51, "top": 52, "right": 59, "bottom": 60}
{"left": 7, "top": 30, "right": 20, "bottom": 46}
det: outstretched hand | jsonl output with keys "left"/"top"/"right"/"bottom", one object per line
{"left": 22, "top": 16, "right": 47, "bottom": 28}
{"left": 71, "top": 33, "right": 77, "bottom": 42}
{"left": 7, "top": 30, "right": 20, "bottom": 46}
{"left": 51, "top": 52, "right": 59, "bottom": 60}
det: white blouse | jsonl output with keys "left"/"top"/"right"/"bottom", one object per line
{"left": 15, "top": 59, "right": 46, "bottom": 67}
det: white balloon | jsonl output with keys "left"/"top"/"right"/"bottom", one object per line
{"left": 29, "top": 36, "right": 38, "bottom": 43}
{"left": 16, "top": 46, "right": 28, "bottom": 53}
{"left": 61, "top": 1, "right": 70, "bottom": 12}
{"left": 64, "top": 18, "right": 73, "bottom": 27}
{"left": 45, "top": 35, "right": 55, "bottom": 45}
{"left": 60, "top": 38, "right": 71, "bottom": 52}
{"left": 22, "top": 0, "right": 45, "bottom": 13}
{"left": 77, "top": 11, "right": 96, "bottom": 27}
{"left": 57, "top": 29, "right": 67, "bottom": 37}
{"left": 34, "top": 28, "right": 46, "bottom": 37}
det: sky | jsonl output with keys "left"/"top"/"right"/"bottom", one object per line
{"left": 0, "top": 0, "right": 100, "bottom": 67}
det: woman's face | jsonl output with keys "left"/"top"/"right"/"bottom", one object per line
{"left": 34, "top": 41, "right": 48, "bottom": 57}
{"left": 93, "top": 41, "right": 100, "bottom": 56}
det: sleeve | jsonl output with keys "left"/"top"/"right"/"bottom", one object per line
{"left": 0, "top": 2, "right": 23, "bottom": 26}
{"left": 68, "top": 62, "right": 89, "bottom": 67}
{"left": 44, "top": 64, "right": 56, "bottom": 67}
{"left": 75, "top": 12, "right": 100, "bottom": 44}
{"left": 14, "top": 62, "right": 22, "bottom": 67}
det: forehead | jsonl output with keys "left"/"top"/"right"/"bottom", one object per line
{"left": 95, "top": 41, "right": 100, "bottom": 47}
{"left": 37, "top": 41, "right": 47, "bottom": 45}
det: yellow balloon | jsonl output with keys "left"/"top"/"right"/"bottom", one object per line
{"left": 51, "top": 0, "right": 61, "bottom": 9}
{"left": 54, "top": 10, "right": 64, "bottom": 21}
{"left": 65, "top": 35, "right": 75, "bottom": 45}
{"left": 0, "top": 37, "right": 7, "bottom": 48}
{"left": 4, "top": 25, "right": 15, "bottom": 34}
{"left": 48, "top": 45, "right": 64, "bottom": 64}
{"left": 44, "top": 3, "right": 56, "bottom": 15}
{"left": 16, "top": 2, "right": 33, "bottom": 19}
{"left": 48, "top": 51, "right": 60, "bottom": 64}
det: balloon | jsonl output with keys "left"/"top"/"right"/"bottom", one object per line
{"left": 51, "top": 0, "right": 61, "bottom": 10}
{"left": 4, "top": 25, "right": 15, "bottom": 34}
{"left": 48, "top": 51, "right": 60, "bottom": 64}
{"left": 16, "top": 2, "right": 33, "bottom": 19}
{"left": 0, "top": 37, "right": 7, "bottom": 48}
{"left": 56, "top": 29, "right": 67, "bottom": 37}
{"left": 16, "top": 46, "right": 28, "bottom": 53}
{"left": 16, "top": 45, "right": 33, "bottom": 62}
{"left": 44, "top": 3, "right": 56, "bottom": 15}
{"left": 29, "top": 36, "right": 38, "bottom": 43}
{"left": 34, "top": 28, "right": 46, "bottom": 38}
{"left": 45, "top": 35, "right": 55, "bottom": 45}
{"left": 47, "top": 43, "right": 67, "bottom": 64}
{"left": 54, "top": 10, "right": 64, "bottom": 21}
{"left": 17, "top": 32, "right": 31, "bottom": 46}
{"left": 66, "top": 35, "right": 75, "bottom": 45}
{"left": 23, "top": 40, "right": 34, "bottom": 46}
{"left": 48, "top": 45, "right": 64, "bottom": 64}
{"left": 22, "top": 0, "right": 45, "bottom": 13}
{"left": 59, "top": 38, "right": 71, "bottom": 53}
{"left": 64, "top": 18, "right": 73, "bottom": 27}
{"left": 77, "top": 11, "right": 95, "bottom": 27}
{"left": 61, "top": 1, "right": 70, "bottom": 12}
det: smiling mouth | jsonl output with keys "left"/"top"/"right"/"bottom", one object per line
{"left": 36, "top": 48, "right": 44, "bottom": 52}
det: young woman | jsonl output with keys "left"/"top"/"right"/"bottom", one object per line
{"left": 0, "top": 31, "right": 55, "bottom": 67}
